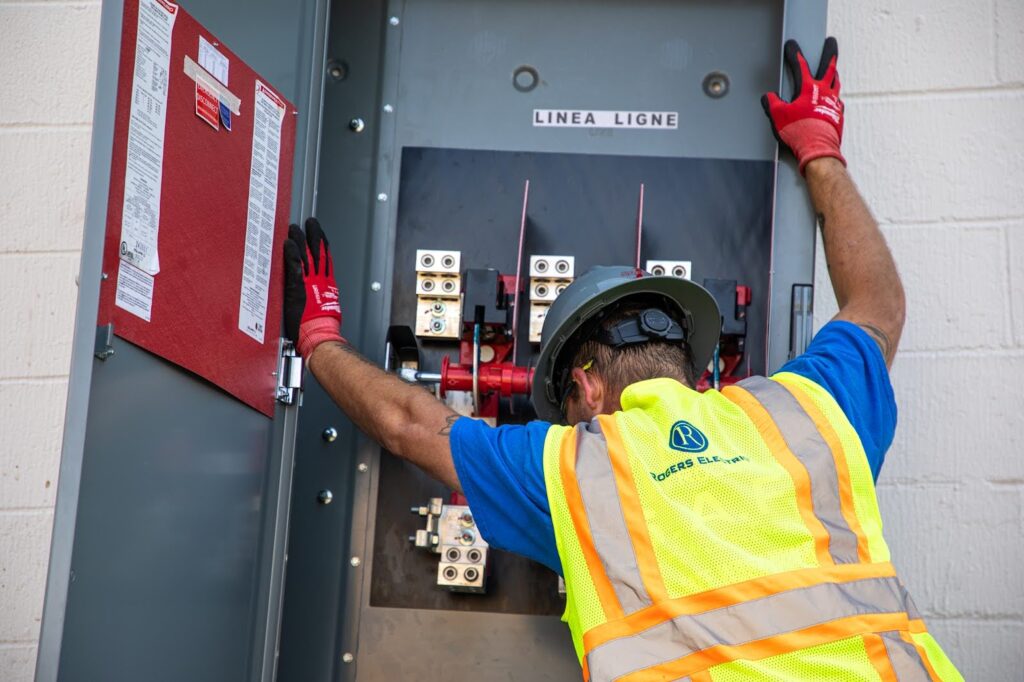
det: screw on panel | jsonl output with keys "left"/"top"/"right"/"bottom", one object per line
{"left": 377, "top": 193, "right": 388, "bottom": 202}
{"left": 349, "top": 117, "right": 365, "bottom": 132}
{"left": 370, "top": 281, "right": 382, "bottom": 292}
{"left": 101, "top": 272, "right": 109, "bottom": 280}
{"left": 317, "top": 490, "right": 333, "bottom": 505}
{"left": 383, "top": 104, "right": 394, "bottom": 113}
{"left": 388, "top": 16, "right": 400, "bottom": 26}
{"left": 322, "top": 427, "right": 338, "bottom": 442}
{"left": 327, "top": 59, "right": 348, "bottom": 82}
{"left": 342, "top": 653, "right": 354, "bottom": 664}
{"left": 357, "top": 463, "right": 368, "bottom": 473}
{"left": 350, "top": 556, "right": 361, "bottom": 567}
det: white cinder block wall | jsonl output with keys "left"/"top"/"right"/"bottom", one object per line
{"left": 0, "top": 1, "right": 1020, "bottom": 679}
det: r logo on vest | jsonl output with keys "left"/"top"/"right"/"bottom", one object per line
{"left": 669, "top": 421, "right": 708, "bottom": 453}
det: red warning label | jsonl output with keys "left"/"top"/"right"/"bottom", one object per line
{"left": 195, "top": 79, "right": 219, "bottom": 130}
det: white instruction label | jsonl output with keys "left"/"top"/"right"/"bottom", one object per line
{"left": 532, "top": 109, "right": 678, "bottom": 130}
{"left": 118, "top": 0, "right": 178, "bottom": 275}
{"left": 115, "top": 259, "right": 155, "bottom": 322}
{"left": 198, "top": 35, "right": 229, "bottom": 86}
{"left": 238, "top": 81, "right": 287, "bottom": 343}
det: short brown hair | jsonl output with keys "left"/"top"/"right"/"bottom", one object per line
{"left": 568, "top": 301, "right": 698, "bottom": 400}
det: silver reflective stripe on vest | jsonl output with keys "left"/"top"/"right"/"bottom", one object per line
{"left": 738, "top": 376, "right": 860, "bottom": 564}
{"left": 586, "top": 576, "right": 909, "bottom": 681}
{"left": 881, "top": 631, "right": 933, "bottom": 680}
{"left": 576, "top": 421, "right": 651, "bottom": 614}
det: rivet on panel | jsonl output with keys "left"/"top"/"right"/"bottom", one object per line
{"left": 317, "top": 489, "right": 333, "bottom": 505}
{"left": 377, "top": 193, "right": 388, "bottom": 202}
{"left": 342, "top": 653, "right": 354, "bottom": 663}
{"left": 371, "top": 281, "right": 382, "bottom": 292}
{"left": 389, "top": 16, "right": 400, "bottom": 26}
{"left": 322, "top": 426, "right": 338, "bottom": 442}
{"left": 350, "top": 556, "right": 361, "bottom": 567}
{"left": 357, "top": 463, "right": 369, "bottom": 473}
{"left": 383, "top": 104, "right": 394, "bottom": 114}
{"left": 349, "top": 117, "right": 365, "bottom": 133}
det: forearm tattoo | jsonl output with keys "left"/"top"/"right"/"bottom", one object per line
{"left": 858, "top": 322, "right": 893, "bottom": 361}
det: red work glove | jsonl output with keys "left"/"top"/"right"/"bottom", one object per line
{"left": 283, "top": 218, "right": 344, "bottom": 359}
{"left": 761, "top": 37, "right": 845, "bottom": 175}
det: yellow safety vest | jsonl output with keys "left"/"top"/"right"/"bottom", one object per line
{"left": 543, "top": 374, "right": 963, "bottom": 681}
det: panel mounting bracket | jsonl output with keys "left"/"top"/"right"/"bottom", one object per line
{"left": 276, "top": 340, "right": 303, "bottom": 404}
{"left": 94, "top": 323, "right": 115, "bottom": 361}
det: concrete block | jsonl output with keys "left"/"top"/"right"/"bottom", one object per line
{"left": 927, "top": 619, "right": 1024, "bottom": 681}
{"left": 0, "top": 131, "right": 90, "bottom": 253}
{"left": 830, "top": 0, "right": 997, "bottom": 94}
{"left": 0, "top": 254, "right": 79, "bottom": 378}
{"left": 844, "top": 93, "right": 1024, "bottom": 224}
{"left": 0, "top": 5, "right": 101, "bottom": 124}
{"left": 1009, "top": 225, "right": 1024, "bottom": 345}
{"left": 885, "top": 354, "right": 1024, "bottom": 483}
{"left": 886, "top": 225, "right": 1009, "bottom": 352}
{"left": 0, "top": 381, "right": 66, "bottom": 509}
{"left": 0, "top": 645, "right": 37, "bottom": 682}
{"left": 0, "top": 511, "right": 53, "bottom": 642}
{"left": 877, "top": 481, "right": 1022, "bottom": 619}
{"left": 996, "top": 0, "right": 1024, "bottom": 84}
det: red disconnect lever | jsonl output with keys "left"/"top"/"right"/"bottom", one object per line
{"left": 439, "top": 356, "right": 534, "bottom": 398}
{"left": 736, "top": 285, "right": 752, "bottom": 307}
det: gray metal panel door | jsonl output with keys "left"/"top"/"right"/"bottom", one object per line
{"left": 35, "top": 1, "right": 327, "bottom": 681}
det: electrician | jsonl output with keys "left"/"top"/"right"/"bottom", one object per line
{"left": 283, "top": 39, "right": 963, "bottom": 680}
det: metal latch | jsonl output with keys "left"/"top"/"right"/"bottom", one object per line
{"left": 94, "top": 324, "right": 115, "bottom": 361}
{"left": 276, "top": 340, "right": 303, "bottom": 404}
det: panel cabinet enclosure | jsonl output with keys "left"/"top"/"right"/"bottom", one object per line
{"left": 283, "top": 0, "right": 824, "bottom": 680}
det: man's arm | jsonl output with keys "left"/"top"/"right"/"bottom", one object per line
{"left": 762, "top": 37, "right": 905, "bottom": 366}
{"left": 283, "top": 219, "right": 461, "bottom": 491}
{"left": 308, "top": 341, "right": 461, "bottom": 490}
{"left": 805, "top": 158, "right": 905, "bottom": 366}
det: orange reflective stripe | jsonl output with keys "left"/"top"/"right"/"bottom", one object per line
{"left": 863, "top": 633, "right": 900, "bottom": 682}
{"left": 722, "top": 385, "right": 834, "bottom": 566}
{"left": 583, "top": 561, "right": 897, "bottom": 652}
{"left": 690, "top": 671, "right": 713, "bottom": 682}
{"left": 617, "top": 613, "right": 911, "bottom": 682}
{"left": 782, "top": 381, "right": 871, "bottom": 563}
{"left": 900, "top": 630, "right": 942, "bottom": 682}
{"left": 599, "top": 414, "right": 670, "bottom": 604}
{"left": 559, "top": 428, "right": 624, "bottom": 622}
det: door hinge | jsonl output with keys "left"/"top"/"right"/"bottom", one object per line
{"left": 276, "top": 340, "right": 303, "bottom": 404}
{"left": 94, "top": 323, "right": 115, "bottom": 361}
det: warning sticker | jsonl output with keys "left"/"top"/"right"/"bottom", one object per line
{"left": 195, "top": 78, "right": 220, "bottom": 129}
{"left": 115, "top": 259, "right": 155, "bottom": 322}
{"left": 532, "top": 109, "right": 678, "bottom": 130}
{"left": 118, "top": 0, "right": 178, "bottom": 276}
{"left": 238, "top": 81, "right": 287, "bottom": 343}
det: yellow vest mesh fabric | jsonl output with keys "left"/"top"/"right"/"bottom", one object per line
{"left": 708, "top": 634, "right": 881, "bottom": 682}
{"left": 613, "top": 378, "right": 818, "bottom": 598}
{"left": 772, "top": 371, "right": 891, "bottom": 563}
{"left": 542, "top": 423, "right": 605, "bottom": 661}
{"left": 911, "top": 632, "right": 965, "bottom": 682}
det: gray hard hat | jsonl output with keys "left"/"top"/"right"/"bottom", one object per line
{"left": 531, "top": 265, "right": 721, "bottom": 423}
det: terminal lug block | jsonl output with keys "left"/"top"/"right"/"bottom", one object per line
{"left": 528, "top": 255, "right": 575, "bottom": 343}
{"left": 645, "top": 259, "right": 692, "bottom": 280}
{"left": 410, "top": 497, "right": 489, "bottom": 594}
{"left": 415, "top": 249, "right": 463, "bottom": 340}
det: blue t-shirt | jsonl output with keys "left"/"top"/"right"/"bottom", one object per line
{"left": 450, "top": 320, "right": 896, "bottom": 575}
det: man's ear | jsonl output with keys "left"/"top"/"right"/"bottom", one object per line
{"left": 571, "top": 367, "right": 604, "bottom": 415}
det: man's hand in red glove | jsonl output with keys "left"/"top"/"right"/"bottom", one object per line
{"left": 283, "top": 218, "right": 345, "bottom": 359}
{"left": 762, "top": 37, "right": 845, "bottom": 175}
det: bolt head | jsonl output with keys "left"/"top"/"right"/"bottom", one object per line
{"left": 350, "top": 556, "right": 361, "bottom": 567}
{"left": 389, "top": 15, "right": 400, "bottom": 26}
{"left": 377, "top": 193, "right": 388, "bottom": 202}
{"left": 383, "top": 104, "right": 394, "bottom": 113}
{"left": 348, "top": 117, "right": 365, "bottom": 133}
{"left": 317, "top": 489, "right": 333, "bottom": 505}
{"left": 322, "top": 426, "right": 338, "bottom": 442}
{"left": 342, "top": 653, "right": 354, "bottom": 663}
{"left": 370, "top": 281, "right": 382, "bottom": 292}
{"left": 357, "top": 463, "right": 369, "bottom": 473}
